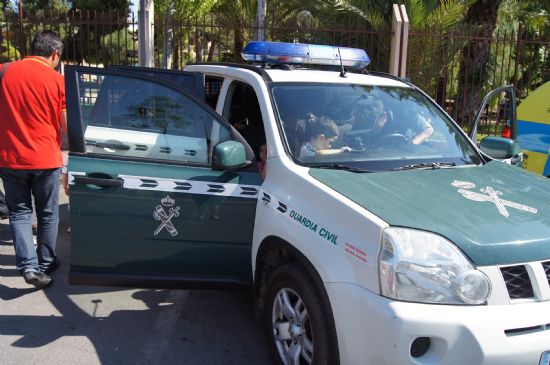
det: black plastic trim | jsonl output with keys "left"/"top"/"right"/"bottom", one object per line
{"left": 109, "top": 65, "right": 206, "bottom": 99}
{"left": 69, "top": 270, "right": 251, "bottom": 291}
{"left": 73, "top": 175, "right": 123, "bottom": 187}
{"left": 188, "top": 62, "right": 273, "bottom": 82}
{"left": 68, "top": 151, "right": 213, "bottom": 169}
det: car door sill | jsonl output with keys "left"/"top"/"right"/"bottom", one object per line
{"left": 69, "top": 270, "right": 251, "bottom": 291}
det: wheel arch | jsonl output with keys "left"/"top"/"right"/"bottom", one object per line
{"left": 253, "top": 235, "right": 340, "bottom": 363}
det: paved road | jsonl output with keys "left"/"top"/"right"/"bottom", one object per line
{"left": 0, "top": 183, "right": 270, "bottom": 365}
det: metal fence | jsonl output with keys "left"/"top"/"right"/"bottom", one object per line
{"left": 1, "top": 9, "right": 548, "bottom": 132}
{"left": 407, "top": 24, "right": 549, "bottom": 133}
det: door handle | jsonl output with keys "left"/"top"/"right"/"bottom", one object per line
{"left": 74, "top": 175, "right": 123, "bottom": 187}
{"left": 94, "top": 142, "right": 130, "bottom": 151}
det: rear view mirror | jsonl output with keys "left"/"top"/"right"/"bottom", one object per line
{"left": 479, "top": 136, "right": 515, "bottom": 159}
{"left": 212, "top": 140, "right": 250, "bottom": 170}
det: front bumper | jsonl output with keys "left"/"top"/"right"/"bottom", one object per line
{"left": 326, "top": 282, "right": 550, "bottom": 365}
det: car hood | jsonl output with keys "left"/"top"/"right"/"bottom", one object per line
{"left": 309, "top": 161, "right": 550, "bottom": 266}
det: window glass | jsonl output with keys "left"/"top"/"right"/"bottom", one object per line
{"left": 272, "top": 83, "right": 482, "bottom": 171}
{"left": 78, "top": 72, "right": 229, "bottom": 164}
{"left": 205, "top": 76, "right": 223, "bottom": 110}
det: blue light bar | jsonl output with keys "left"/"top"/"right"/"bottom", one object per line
{"left": 241, "top": 41, "right": 370, "bottom": 69}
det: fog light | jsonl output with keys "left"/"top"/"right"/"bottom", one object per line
{"left": 410, "top": 337, "right": 431, "bottom": 358}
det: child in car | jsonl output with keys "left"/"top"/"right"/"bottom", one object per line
{"left": 300, "top": 116, "right": 352, "bottom": 158}
{"left": 258, "top": 143, "right": 267, "bottom": 180}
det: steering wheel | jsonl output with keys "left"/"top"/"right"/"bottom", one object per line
{"left": 378, "top": 133, "right": 408, "bottom": 146}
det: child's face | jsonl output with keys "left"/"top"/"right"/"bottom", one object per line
{"left": 313, "top": 134, "right": 337, "bottom": 150}
{"left": 259, "top": 144, "right": 267, "bottom": 161}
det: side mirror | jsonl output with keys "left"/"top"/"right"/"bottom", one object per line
{"left": 212, "top": 140, "right": 250, "bottom": 170}
{"left": 479, "top": 136, "right": 515, "bottom": 159}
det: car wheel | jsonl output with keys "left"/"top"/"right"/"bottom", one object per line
{"left": 264, "top": 263, "right": 337, "bottom": 365}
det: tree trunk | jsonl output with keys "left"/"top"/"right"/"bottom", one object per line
{"left": 233, "top": 23, "right": 243, "bottom": 62}
{"left": 207, "top": 39, "right": 216, "bottom": 62}
{"left": 454, "top": 0, "right": 502, "bottom": 129}
{"left": 195, "top": 29, "right": 204, "bottom": 63}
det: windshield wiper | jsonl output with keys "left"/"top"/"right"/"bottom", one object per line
{"left": 392, "top": 162, "right": 457, "bottom": 171}
{"left": 313, "top": 164, "right": 374, "bottom": 173}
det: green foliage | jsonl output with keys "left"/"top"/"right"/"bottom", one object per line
{"left": 154, "top": 0, "right": 220, "bottom": 67}
{"left": 20, "top": 0, "right": 70, "bottom": 12}
{"left": 495, "top": 1, "right": 550, "bottom": 93}
{"left": 64, "top": 0, "right": 131, "bottom": 64}
{"left": 1, "top": 40, "right": 20, "bottom": 61}
{"left": 99, "top": 28, "right": 138, "bottom": 66}
{"left": 72, "top": 0, "right": 129, "bottom": 12}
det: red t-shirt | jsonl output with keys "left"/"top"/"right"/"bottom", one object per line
{"left": 0, "top": 56, "right": 66, "bottom": 169}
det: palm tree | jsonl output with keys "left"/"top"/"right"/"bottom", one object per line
{"left": 454, "top": 0, "right": 503, "bottom": 127}
{"left": 212, "top": 0, "right": 256, "bottom": 62}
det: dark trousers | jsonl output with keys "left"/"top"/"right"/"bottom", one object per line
{"left": 0, "top": 188, "right": 8, "bottom": 217}
{"left": 0, "top": 167, "right": 60, "bottom": 274}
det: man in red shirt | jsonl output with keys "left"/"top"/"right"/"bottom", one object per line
{"left": 0, "top": 31, "right": 66, "bottom": 289}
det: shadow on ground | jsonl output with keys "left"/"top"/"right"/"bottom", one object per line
{"left": 0, "top": 203, "right": 269, "bottom": 365}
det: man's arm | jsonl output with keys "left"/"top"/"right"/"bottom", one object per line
{"left": 412, "top": 123, "right": 434, "bottom": 145}
{"left": 60, "top": 110, "right": 67, "bottom": 134}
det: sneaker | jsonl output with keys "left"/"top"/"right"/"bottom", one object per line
{"left": 42, "top": 258, "right": 60, "bottom": 275}
{"left": 23, "top": 271, "right": 53, "bottom": 289}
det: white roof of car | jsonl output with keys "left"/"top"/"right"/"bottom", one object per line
{"left": 185, "top": 63, "right": 410, "bottom": 88}
{"left": 264, "top": 68, "right": 410, "bottom": 87}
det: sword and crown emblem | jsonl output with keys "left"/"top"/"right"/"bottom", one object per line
{"left": 153, "top": 195, "right": 180, "bottom": 236}
{"left": 161, "top": 196, "right": 175, "bottom": 207}
{"left": 452, "top": 180, "right": 537, "bottom": 218}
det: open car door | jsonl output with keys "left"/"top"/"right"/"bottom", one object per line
{"left": 469, "top": 85, "right": 523, "bottom": 166}
{"left": 65, "top": 66, "right": 261, "bottom": 289}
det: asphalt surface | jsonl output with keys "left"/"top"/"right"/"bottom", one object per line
{"left": 0, "top": 181, "right": 270, "bottom": 365}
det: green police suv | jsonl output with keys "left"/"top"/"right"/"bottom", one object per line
{"left": 65, "top": 42, "right": 550, "bottom": 365}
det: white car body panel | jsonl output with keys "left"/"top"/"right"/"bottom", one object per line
{"left": 183, "top": 63, "right": 550, "bottom": 365}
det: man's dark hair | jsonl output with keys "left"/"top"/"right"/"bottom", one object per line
{"left": 31, "top": 31, "right": 63, "bottom": 58}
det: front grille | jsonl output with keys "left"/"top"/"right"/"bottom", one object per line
{"left": 500, "top": 265, "right": 534, "bottom": 299}
{"left": 543, "top": 261, "right": 550, "bottom": 286}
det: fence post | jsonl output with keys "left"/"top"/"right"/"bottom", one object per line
{"left": 513, "top": 23, "right": 522, "bottom": 98}
{"left": 389, "top": 4, "right": 409, "bottom": 77}
{"left": 138, "top": 0, "right": 154, "bottom": 67}
{"left": 18, "top": 0, "right": 25, "bottom": 58}
{"left": 389, "top": 4, "right": 402, "bottom": 76}
{"left": 398, "top": 4, "right": 409, "bottom": 78}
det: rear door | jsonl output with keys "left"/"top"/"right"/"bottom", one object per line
{"left": 65, "top": 66, "right": 261, "bottom": 289}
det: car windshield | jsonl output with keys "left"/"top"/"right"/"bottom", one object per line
{"left": 271, "top": 83, "right": 482, "bottom": 171}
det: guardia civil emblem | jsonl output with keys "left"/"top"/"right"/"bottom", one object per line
{"left": 153, "top": 196, "right": 181, "bottom": 236}
{"left": 452, "top": 180, "right": 537, "bottom": 218}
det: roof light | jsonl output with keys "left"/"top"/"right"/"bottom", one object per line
{"left": 241, "top": 41, "right": 370, "bottom": 69}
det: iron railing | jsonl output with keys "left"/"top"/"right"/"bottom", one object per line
{"left": 1, "top": 10, "right": 548, "bottom": 132}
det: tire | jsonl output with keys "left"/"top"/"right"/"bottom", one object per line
{"left": 264, "top": 263, "right": 338, "bottom": 365}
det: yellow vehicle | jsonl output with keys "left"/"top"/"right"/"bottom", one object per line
{"left": 471, "top": 83, "right": 550, "bottom": 177}
{"left": 517, "top": 82, "right": 550, "bottom": 176}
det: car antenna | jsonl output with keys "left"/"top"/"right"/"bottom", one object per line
{"left": 337, "top": 48, "right": 347, "bottom": 78}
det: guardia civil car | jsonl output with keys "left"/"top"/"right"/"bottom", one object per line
{"left": 65, "top": 42, "right": 550, "bottom": 365}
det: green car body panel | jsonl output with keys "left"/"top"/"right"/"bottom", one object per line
{"left": 310, "top": 161, "right": 550, "bottom": 266}
{"left": 70, "top": 155, "right": 261, "bottom": 284}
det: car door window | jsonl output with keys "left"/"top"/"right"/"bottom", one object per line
{"left": 79, "top": 72, "right": 229, "bottom": 164}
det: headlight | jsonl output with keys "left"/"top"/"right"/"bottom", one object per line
{"left": 379, "top": 227, "right": 491, "bottom": 305}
